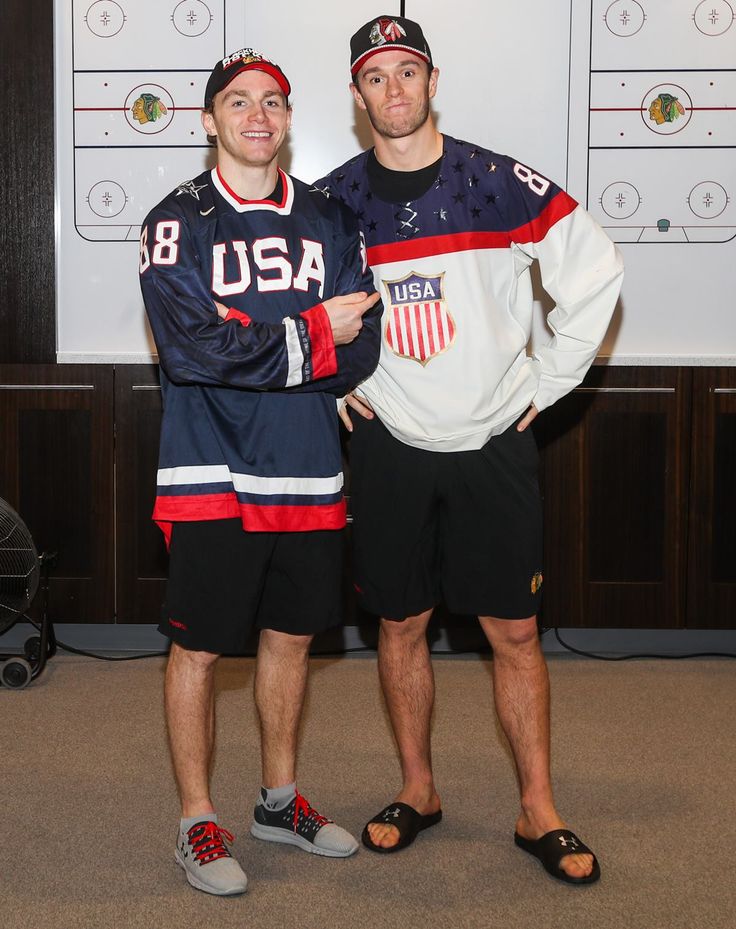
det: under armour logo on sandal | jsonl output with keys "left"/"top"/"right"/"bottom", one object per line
{"left": 383, "top": 808, "right": 401, "bottom": 819}
{"left": 558, "top": 835, "right": 579, "bottom": 849}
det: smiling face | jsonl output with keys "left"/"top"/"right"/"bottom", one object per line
{"left": 201, "top": 69, "right": 291, "bottom": 171}
{"left": 351, "top": 50, "right": 438, "bottom": 140}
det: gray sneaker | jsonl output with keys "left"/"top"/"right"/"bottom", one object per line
{"left": 251, "top": 792, "right": 358, "bottom": 858}
{"left": 175, "top": 820, "right": 248, "bottom": 895}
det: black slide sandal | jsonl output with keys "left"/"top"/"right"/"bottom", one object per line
{"left": 514, "top": 829, "right": 601, "bottom": 884}
{"left": 362, "top": 802, "right": 442, "bottom": 853}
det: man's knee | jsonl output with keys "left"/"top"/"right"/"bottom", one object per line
{"left": 168, "top": 641, "right": 220, "bottom": 671}
{"left": 379, "top": 610, "right": 433, "bottom": 646}
{"left": 479, "top": 615, "right": 540, "bottom": 652}
{"left": 259, "top": 628, "right": 314, "bottom": 656}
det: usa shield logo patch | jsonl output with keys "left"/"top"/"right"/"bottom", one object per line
{"left": 383, "top": 272, "right": 455, "bottom": 365}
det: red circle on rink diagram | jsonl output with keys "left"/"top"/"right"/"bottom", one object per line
{"left": 172, "top": 1, "right": 214, "bottom": 37}
{"left": 604, "top": 1, "right": 646, "bottom": 37}
{"left": 693, "top": 1, "right": 734, "bottom": 36}
{"left": 84, "top": 1, "right": 125, "bottom": 37}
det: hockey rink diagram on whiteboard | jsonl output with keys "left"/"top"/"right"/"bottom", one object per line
{"left": 568, "top": 0, "right": 736, "bottom": 243}
{"left": 71, "top": 0, "right": 246, "bottom": 241}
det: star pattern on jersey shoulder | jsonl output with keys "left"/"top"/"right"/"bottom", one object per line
{"left": 175, "top": 180, "right": 208, "bottom": 201}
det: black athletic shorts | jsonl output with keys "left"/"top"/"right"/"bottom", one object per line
{"left": 160, "top": 519, "right": 344, "bottom": 654}
{"left": 349, "top": 415, "right": 543, "bottom": 621}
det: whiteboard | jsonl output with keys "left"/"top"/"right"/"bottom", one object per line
{"left": 55, "top": 0, "right": 736, "bottom": 362}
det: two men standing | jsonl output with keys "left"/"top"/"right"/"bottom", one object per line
{"left": 140, "top": 14, "right": 622, "bottom": 896}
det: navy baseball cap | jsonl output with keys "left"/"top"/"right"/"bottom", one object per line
{"left": 350, "top": 15, "right": 433, "bottom": 79}
{"left": 204, "top": 48, "right": 291, "bottom": 108}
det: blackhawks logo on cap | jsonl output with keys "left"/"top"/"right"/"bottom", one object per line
{"left": 222, "top": 47, "right": 270, "bottom": 69}
{"left": 370, "top": 18, "right": 407, "bottom": 47}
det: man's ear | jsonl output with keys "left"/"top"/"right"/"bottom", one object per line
{"left": 201, "top": 109, "right": 216, "bottom": 138}
{"left": 349, "top": 81, "right": 367, "bottom": 112}
{"left": 428, "top": 67, "right": 440, "bottom": 101}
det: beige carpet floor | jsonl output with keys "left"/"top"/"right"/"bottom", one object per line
{"left": 3, "top": 653, "right": 735, "bottom": 929}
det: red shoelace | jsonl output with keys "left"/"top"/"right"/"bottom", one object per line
{"left": 187, "top": 821, "right": 234, "bottom": 864}
{"left": 292, "top": 793, "right": 329, "bottom": 832}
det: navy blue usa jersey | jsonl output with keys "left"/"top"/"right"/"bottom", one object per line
{"left": 139, "top": 167, "right": 381, "bottom": 537}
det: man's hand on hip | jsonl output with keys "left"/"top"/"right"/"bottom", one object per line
{"left": 338, "top": 392, "right": 374, "bottom": 431}
{"left": 516, "top": 404, "right": 539, "bottom": 432}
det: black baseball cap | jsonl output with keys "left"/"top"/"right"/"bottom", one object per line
{"left": 204, "top": 48, "right": 291, "bottom": 108}
{"left": 350, "top": 15, "right": 433, "bottom": 79}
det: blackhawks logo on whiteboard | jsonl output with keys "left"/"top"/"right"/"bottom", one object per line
{"left": 383, "top": 271, "right": 455, "bottom": 366}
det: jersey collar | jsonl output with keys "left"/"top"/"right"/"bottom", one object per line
{"left": 211, "top": 166, "right": 294, "bottom": 214}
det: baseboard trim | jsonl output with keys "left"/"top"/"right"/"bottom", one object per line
{"left": 2, "top": 622, "right": 735, "bottom": 658}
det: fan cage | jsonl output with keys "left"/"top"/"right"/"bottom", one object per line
{"left": 0, "top": 501, "right": 40, "bottom": 630}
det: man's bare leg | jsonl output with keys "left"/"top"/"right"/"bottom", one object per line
{"left": 367, "top": 609, "right": 442, "bottom": 849}
{"left": 479, "top": 615, "right": 594, "bottom": 879}
{"left": 165, "top": 642, "right": 219, "bottom": 817}
{"left": 254, "top": 628, "right": 313, "bottom": 787}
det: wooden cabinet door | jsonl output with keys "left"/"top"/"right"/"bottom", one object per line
{"left": 687, "top": 368, "right": 736, "bottom": 628}
{"left": 536, "top": 366, "right": 691, "bottom": 629}
{"left": 0, "top": 365, "right": 114, "bottom": 622}
{"left": 114, "top": 365, "right": 168, "bottom": 623}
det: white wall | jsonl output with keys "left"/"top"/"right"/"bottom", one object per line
{"left": 55, "top": 0, "right": 736, "bottom": 362}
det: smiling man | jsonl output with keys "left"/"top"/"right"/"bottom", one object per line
{"left": 140, "top": 48, "right": 381, "bottom": 896}
{"left": 314, "top": 16, "right": 624, "bottom": 884}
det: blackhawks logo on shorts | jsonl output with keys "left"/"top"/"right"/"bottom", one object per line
{"left": 531, "top": 571, "right": 543, "bottom": 595}
{"left": 383, "top": 271, "right": 455, "bottom": 366}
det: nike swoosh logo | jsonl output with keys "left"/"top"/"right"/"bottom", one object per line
{"left": 200, "top": 207, "right": 214, "bottom": 216}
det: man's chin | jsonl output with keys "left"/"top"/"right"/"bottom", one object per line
{"left": 372, "top": 111, "right": 429, "bottom": 140}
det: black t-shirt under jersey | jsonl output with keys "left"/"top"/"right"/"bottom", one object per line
{"left": 366, "top": 149, "right": 443, "bottom": 203}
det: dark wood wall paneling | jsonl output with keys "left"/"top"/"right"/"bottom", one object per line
{"left": 2, "top": 363, "right": 735, "bottom": 629}
{"left": 1, "top": 0, "right": 56, "bottom": 363}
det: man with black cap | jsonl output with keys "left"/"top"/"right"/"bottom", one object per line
{"left": 314, "top": 16, "right": 623, "bottom": 884}
{"left": 140, "top": 48, "right": 381, "bottom": 895}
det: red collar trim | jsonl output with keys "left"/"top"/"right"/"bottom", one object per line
{"left": 215, "top": 165, "right": 288, "bottom": 208}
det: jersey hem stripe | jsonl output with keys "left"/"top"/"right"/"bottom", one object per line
{"left": 154, "top": 496, "right": 347, "bottom": 534}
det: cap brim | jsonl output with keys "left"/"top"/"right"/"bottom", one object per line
{"left": 351, "top": 46, "right": 431, "bottom": 78}
{"left": 213, "top": 62, "right": 291, "bottom": 101}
